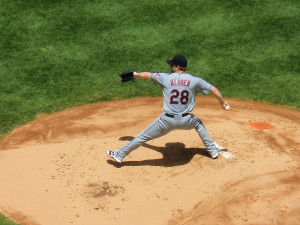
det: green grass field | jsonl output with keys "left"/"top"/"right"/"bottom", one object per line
{"left": 0, "top": 213, "right": 19, "bottom": 225}
{"left": 0, "top": 0, "right": 299, "bottom": 222}
{"left": 1, "top": 0, "right": 299, "bottom": 138}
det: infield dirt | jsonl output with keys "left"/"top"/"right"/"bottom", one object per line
{"left": 0, "top": 97, "right": 299, "bottom": 225}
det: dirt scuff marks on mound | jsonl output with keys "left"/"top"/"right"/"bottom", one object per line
{"left": 172, "top": 170, "right": 300, "bottom": 225}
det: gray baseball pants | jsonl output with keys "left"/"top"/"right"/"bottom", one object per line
{"left": 114, "top": 113, "right": 218, "bottom": 161}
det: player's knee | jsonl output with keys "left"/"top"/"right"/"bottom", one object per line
{"left": 136, "top": 134, "right": 150, "bottom": 143}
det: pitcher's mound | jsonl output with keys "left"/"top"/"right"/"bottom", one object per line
{"left": 0, "top": 97, "right": 299, "bottom": 225}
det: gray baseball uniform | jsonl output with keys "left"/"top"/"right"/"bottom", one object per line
{"left": 113, "top": 72, "right": 218, "bottom": 161}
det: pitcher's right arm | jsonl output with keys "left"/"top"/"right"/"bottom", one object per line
{"left": 210, "top": 86, "right": 230, "bottom": 110}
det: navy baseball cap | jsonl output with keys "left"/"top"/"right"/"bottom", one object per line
{"left": 166, "top": 55, "right": 187, "bottom": 67}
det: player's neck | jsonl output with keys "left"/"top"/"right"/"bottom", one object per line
{"left": 173, "top": 68, "right": 186, "bottom": 74}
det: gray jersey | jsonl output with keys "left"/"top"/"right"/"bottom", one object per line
{"left": 151, "top": 72, "right": 212, "bottom": 115}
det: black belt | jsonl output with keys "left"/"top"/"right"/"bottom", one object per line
{"left": 165, "top": 113, "right": 189, "bottom": 118}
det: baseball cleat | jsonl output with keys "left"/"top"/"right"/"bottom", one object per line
{"left": 107, "top": 150, "right": 122, "bottom": 163}
{"left": 211, "top": 152, "right": 219, "bottom": 159}
{"left": 214, "top": 142, "right": 225, "bottom": 150}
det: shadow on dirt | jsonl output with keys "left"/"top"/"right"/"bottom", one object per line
{"left": 107, "top": 136, "right": 209, "bottom": 167}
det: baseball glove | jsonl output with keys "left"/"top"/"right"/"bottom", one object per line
{"left": 119, "top": 69, "right": 135, "bottom": 83}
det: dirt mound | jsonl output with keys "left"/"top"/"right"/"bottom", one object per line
{"left": 0, "top": 97, "right": 299, "bottom": 225}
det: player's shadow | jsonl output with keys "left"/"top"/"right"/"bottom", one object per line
{"left": 107, "top": 136, "right": 210, "bottom": 168}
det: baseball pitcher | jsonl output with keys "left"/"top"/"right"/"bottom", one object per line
{"left": 107, "top": 55, "right": 230, "bottom": 163}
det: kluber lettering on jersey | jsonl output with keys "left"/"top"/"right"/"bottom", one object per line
{"left": 170, "top": 79, "right": 191, "bottom": 87}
